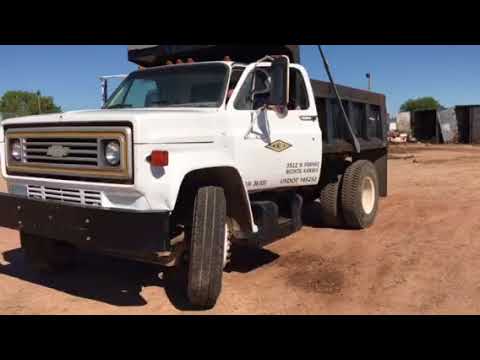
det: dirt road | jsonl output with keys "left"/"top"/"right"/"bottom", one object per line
{"left": 1, "top": 144, "right": 480, "bottom": 314}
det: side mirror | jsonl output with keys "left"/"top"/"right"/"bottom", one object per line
{"left": 268, "top": 55, "right": 290, "bottom": 106}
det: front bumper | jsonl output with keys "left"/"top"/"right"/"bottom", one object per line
{"left": 0, "top": 193, "right": 171, "bottom": 256}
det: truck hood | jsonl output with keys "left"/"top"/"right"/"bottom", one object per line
{"left": 1, "top": 108, "right": 222, "bottom": 144}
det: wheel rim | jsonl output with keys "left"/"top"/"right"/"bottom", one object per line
{"left": 361, "top": 176, "right": 375, "bottom": 215}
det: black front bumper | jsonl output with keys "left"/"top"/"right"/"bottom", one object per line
{"left": 0, "top": 193, "right": 171, "bottom": 255}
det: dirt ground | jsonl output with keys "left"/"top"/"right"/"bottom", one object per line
{"left": 1, "top": 143, "right": 480, "bottom": 314}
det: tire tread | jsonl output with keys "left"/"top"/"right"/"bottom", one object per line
{"left": 187, "top": 186, "right": 226, "bottom": 309}
{"left": 341, "top": 160, "right": 379, "bottom": 229}
{"left": 318, "top": 174, "right": 343, "bottom": 227}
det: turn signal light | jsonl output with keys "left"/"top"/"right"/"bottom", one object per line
{"left": 148, "top": 150, "right": 169, "bottom": 167}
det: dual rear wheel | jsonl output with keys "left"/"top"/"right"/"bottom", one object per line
{"left": 318, "top": 160, "right": 379, "bottom": 229}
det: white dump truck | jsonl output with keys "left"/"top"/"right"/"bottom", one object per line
{"left": 0, "top": 45, "right": 388, "bottom": 309}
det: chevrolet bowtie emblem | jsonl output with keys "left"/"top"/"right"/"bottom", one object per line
{"left": 46, "top": 145, "right": 70, "bottom": 158}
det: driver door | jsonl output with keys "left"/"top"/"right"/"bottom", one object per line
{"left": 226, "top": 63, "right": 321, "bottom": 192}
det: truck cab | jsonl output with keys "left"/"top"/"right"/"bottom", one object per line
{"left": 0, "top": 45, "right": 388, "bottom": 309}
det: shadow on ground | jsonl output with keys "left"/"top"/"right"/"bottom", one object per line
{"left": 0, "top": 244, "right": 280, "bottom": 311}
{"left": 227, "top": 245, "right": 279, "bottom": 274}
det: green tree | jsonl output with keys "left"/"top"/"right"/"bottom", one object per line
{"left": 400, "top": 97, "right": 444, "bottom": 112}
{"left": 0, "top": 90, "right": 61, "bottom": 117}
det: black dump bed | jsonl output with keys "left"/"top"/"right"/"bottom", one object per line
{"left": 311, "top": 80, "right": 387, "bottom": 154}
{"left": 128, "top": 45, "right": 387, "bottom": 154}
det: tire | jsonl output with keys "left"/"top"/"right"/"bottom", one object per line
{"left": 187, "top": 186, "right": 227, "bottom": 309}
{"left": 340, "top": 160, "right": 379, "bottom": 229}
{"left": 20, "top": 232, "right": 77, "bottom": 272}
{"left": 318, "top": 174, "right": 343, "bottom": 227}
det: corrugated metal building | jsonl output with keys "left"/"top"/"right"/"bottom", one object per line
{"left": 455, "top": 105, "right": 480, "bottom": 144}
{"left": 406, "top": 105, "right": 480, "bottom": 144}
{"left": 410, "top": 109, "right": 443, "bottom": 143}
{"left": 396, "top": 111, "right": 411, "bottom": 133}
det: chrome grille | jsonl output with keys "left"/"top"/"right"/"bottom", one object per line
{"left": 5, "top": 126, "right": 132, "bottom": 182}
{"left": 23, "top": 138, "right": 99, "bottom": 166}
{"left": 27, "top": 185, "right": 102, "bottom": 207}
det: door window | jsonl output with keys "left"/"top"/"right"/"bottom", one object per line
{"left": 234, "top": 67, "right": 310, "bottom": 111}
{"left": 288, "top": 69, "right": 309, "bottom": 110}
{"left": 234, "top": 68, "right": 271, "bottom": 110}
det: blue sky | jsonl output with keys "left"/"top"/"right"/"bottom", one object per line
{"left": 1, "top": 45, "right": 480, "bottom": 115}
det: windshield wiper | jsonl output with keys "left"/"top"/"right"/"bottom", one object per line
{"left": 105, "top": 104, "right": 133, "bottom": 109}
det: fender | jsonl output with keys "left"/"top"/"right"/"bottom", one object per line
{"left": 134, "top": 144, "right": 256, "bottom": 233}
{"left": 175, "top": 166, "right": 255, "bottom": 235}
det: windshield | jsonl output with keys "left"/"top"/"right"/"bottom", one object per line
{"left": 104, "top": 63, "right": 229, "bottom": 109}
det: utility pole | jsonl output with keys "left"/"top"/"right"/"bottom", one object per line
{"left": 366, "top": 73, "right": 372, "bottom": 91}
{"left": 36, "top": 91, "right": 41, "bottom": 114}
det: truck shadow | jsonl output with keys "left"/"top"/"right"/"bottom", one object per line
{"left": 227, "top": 245, "right": 279, "bottom": 274}
{"left": 0, "top": 245, "right": 279, "bottom": 312}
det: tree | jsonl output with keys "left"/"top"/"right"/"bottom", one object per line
{"left": 400, "top": 97, "right": 444, "bottom": 112}
{"left": 0, "top": 90, "right": 61, "bottom": 117}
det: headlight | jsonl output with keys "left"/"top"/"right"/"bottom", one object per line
{"left": 10, "top": 139, "right": 22, "bottom": 161}
{"left": 104, "top": 140, "right": 121, "bottom": 166}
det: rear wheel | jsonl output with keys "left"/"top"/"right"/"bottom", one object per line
{"left": 187, "top": 186, "right": 227, "bottom": 309}
{"left": 340, "top": 160, "right": 379, "bottom": 229}
{"left": 20, "top": 232, "right": 77, "bottom": 272}
{"left": 318, "top": 174, "right": 343, "bottom": 227}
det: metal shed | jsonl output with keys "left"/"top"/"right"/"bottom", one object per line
{"left": 455, "top": 105, "right": 480, "bottom": 144}
{"left": 410, "top": 108, "right": 459, "bottom": 144}
{"left": 411, "top": 109, "right": 442, "bottom": 143}
{"left": 396, "top": 112, "right": 412, "bottom": 134}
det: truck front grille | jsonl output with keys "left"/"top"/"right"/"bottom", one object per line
{"left": 24, "top": 138, "right": 100, "bottom": 166}
{"left": 27, "top": 185, "right": 102, "bottom": 207}
{"left": 5, "top": 126, "right": 132, "bottom": 183}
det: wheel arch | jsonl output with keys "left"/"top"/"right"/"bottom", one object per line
{"left": 172, "top": 166, "right": 255, "bottom": 234}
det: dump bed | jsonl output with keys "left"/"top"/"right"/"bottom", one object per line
{"left": 128, "top": 45, "right": 387, "bottom": 154}
{"left": 311, "top": 80, "right": 388, "bottom": 154}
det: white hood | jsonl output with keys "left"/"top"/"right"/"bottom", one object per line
{"left": 1, "top": 108, "right": 223, "bottom": 144}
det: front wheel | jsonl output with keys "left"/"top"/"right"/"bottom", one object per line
{"left": 187, "top": 186, "right": 228, "bottom": 309}
{"left": 340, "top": 160, "right": 379, "bottom": 229}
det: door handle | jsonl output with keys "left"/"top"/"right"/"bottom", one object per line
{"left": 300, "top": 115, "right": 318, "bottom": 121}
